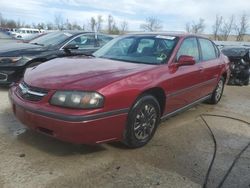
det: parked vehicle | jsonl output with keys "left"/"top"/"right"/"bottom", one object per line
{"left": 7, "top": 28, "right": 17, "bottom": 36}
{"left": 222, "top": 46, "right": 250, "bottom": 86}
{"left": 11, "top": 28, "right": 43, "bottom": 40}
{"left": 0, "top": 31, "right": 113, "bottom": 85}
{"left": 9, "top": 33, "right": 230, "bottom": 148}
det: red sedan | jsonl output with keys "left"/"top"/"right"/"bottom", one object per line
{"left": 9, "top": 33, "right": 230, "bottom": 148}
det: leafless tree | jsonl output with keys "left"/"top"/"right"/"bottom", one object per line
{"left": 72, "top": 22, "right": 81, "bottom": 30}
{"left": 213, "top": 15, "right": 223, "bottom": 40}
{"left": 96, "top": 15, "right": 103, "bottom": 32}
{"left": 90, "top": 17, "right": 96, "bottom": 31}
{"left": 219, "top": 15, "right": 234, "bottom": 41}
{"left": 120, "top": 20, "right": 128, "bottom": 34}
{"left": 107, "top": 15, "right": 114, "bottom": 33}
{"left": 65, "top": 19, "right": 72, "bottom": 30}
{"left": 37, "top": 23, "right": 46, "bottom": 30}
{"left": 107, "top": 15, "right": 120, "bottom": 34}
{"left": 185, "top": 23, "right": 191, "bottom": 33}
{"left": 140, "top": 17, "right": 163, "bottom": 31}
{"left": 46, "top": 22, "right": 53, "bottom": 30}
{"left": 186, "top": 18, "right": 205, "bottom": 34}
{"left": 54, "top": 13, "right": 64, "bottom": 30}
{"left": 235, "top": 14, "right": 248, "bottom": 41}
{"left": 89, "top": 15, "right": 103, "bottom": 32}
{"left": 0, "top": 12, "right": 2, "bottom": 27}
{"left": 185, "top": 18, "right": 205, "bottom": 34}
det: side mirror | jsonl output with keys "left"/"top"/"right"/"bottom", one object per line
{"left": 63, "top": 44, "right": 79, "bottom": 50}
{"left": 177, "top": 55, "right": 196, "bottom": 66}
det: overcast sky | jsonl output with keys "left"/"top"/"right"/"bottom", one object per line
{"left": 0, "top": 0, "right": 250, "bottom": 33}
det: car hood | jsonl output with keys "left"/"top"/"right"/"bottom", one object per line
{"left": 24, "top": 57, "right": 157, "bottom": 90}
{"left": 0, "top": 42, "right": 47, "bottom": 57}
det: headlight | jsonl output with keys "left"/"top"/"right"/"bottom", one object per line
{"left": 0, "top": 57, "right": 22, "bottom": 63}
{"left": 50, "top": 91, "right": 104, "bottom": 109}
{"left": 0, "top": 56, "right": 32, "bottom": 66}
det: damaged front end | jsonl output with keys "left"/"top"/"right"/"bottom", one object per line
{"left": 222, "top": 47, "right": 250, "bottom": 86}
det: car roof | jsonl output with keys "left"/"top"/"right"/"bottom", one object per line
{"left": 47, "top": 31, "right": 114, "bottom": 38}
{"left": 125, "top": 32, "right": 202, "bottom": 38}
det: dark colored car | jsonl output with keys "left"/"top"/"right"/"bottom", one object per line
{"left": 0, "top": 31, "right": 113, "bottom": 85}
{"left": 221, "top": 46, "right": 250, "bottom": 85}
{"left": 9, "top": 33, "right": 230, "bottom": 148}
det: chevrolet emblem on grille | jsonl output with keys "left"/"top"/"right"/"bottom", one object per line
{"left": 21, "top": 85, "right": 29, "bottom": 95}
{"left": 18, "top": 82, "right": 47, "bottom": 97}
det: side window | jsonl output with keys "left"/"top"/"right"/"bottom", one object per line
{"left": 68, "top": 35, "right": 96, "bottom": 49}
{"left": 177, "top": 37, "right": 199, "bottom": 62}
{"left": 199, "top": 38, "right": 217, "bottom": 61}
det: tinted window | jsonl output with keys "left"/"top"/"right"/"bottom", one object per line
{"left": 177, "top": 37, "right": 199, "bottom": 62}
{"left": 199, "top": 38, "right": 217, "bottom": 61}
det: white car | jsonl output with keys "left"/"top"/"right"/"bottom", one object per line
{"left": 12, "top": 28, "right": 44, "bottom": 40}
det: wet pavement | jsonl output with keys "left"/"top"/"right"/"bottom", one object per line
{"left": 0, "top": 85, "right": 249, "bottom": 188}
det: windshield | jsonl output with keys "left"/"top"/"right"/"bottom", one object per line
{"left": 29, "top": 32, "right": 73, "bottom": 46}
{"left": 93, "top": 35, "right": 178, "bottom": 64}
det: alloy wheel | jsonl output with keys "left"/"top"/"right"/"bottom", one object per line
{"left": 133, "top": 104, "right": 157, "bottom": 140}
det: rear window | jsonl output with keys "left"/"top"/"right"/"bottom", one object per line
{"left": 199, "top": 38, "right": 217, "bottom": 61}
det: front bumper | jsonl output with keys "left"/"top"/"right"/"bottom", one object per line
{"left": 9, "top": 86, "right": 128, "bottom": 144}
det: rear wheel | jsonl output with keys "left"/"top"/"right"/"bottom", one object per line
{"left": 124, "top": 95, "right": 160, "bottom": 148}
{"left": 207, "top": 77, "right": 225, "bottom": 104}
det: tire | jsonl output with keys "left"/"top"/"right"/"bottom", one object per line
{"left": 123, "top": 95, "right": 161, "bottom": 148}
{"left": 207, "top": 77, "right": 225, "bottom": 104}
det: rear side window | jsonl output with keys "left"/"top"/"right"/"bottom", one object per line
{"left": 199, "top": 38, "right": 217, "bottom": 61}
{"left": 177, "top": 37, "right": 199, "bottom": 62}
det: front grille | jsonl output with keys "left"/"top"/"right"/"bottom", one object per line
{"left": 0, "top": 73, "right": 7, "bottom": 81}
{"left": 17, "top": 82, "right": 49, "bottom": 102}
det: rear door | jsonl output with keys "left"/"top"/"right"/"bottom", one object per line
{"left": 165, "top": 37, "right": 203, "bottom": 113}
{"left": 197, "top": 38, "right": 222, "bottom": 97}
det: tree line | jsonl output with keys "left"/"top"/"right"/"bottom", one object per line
{"left": 0, "top": 11, "right": 249, "bottom": 41}
{"left": 0, "top": 12, "right": 129, "bottom": 34}
{"left": 186, "top": 14, "right": 249, "bottom": 41}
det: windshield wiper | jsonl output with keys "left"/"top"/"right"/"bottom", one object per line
{"left": 30, "top": 42, "right": 44, "bottom": 46}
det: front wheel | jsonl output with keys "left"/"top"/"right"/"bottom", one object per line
{"left": 207, "top": 77, "right": 225, "bottom": 104}
{"left": 123, "top": 95, "right": 161, "bottom": 148}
